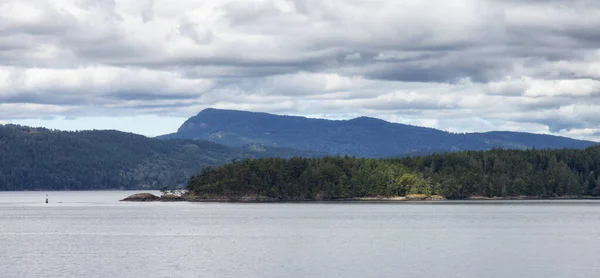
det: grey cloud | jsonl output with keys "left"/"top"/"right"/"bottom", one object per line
{"left": 181, "top": 66, "right": 308, "bottom": 79}
{"left": 365, "top": 63, "right": 484, "bottom": 83}
{"left": 0, "top": 92, "right": 92, "bottom": 106}
{"left": 363, "top": 55, "right": 511, "bottom": 83}
{"left": 107, "top": 91, "right": 200, "bottom": 101}
{"left": 178, "top": 18, "right": 214, "bottom": 44}
{"left": 1, "top": 0, "right": 600, "bottom": 140}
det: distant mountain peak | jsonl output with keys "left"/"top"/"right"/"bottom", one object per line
{"left": 197, "top": 107, "right": 230, "bottom": 113}
{"left": 348, "top": 116, "right": 386, "bottom": 123}
{"left": 196, "top": 108, "right": 270, "bottom": 116}
{"left": 346, "top": 116, "right": 392, "bottom": 128}
{"left": 161, "top": 108, "right": 597, "bottom": 157}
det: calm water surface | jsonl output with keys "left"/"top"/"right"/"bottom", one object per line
{"left": 1, "top": 191, "right": 600, "bottom": 278}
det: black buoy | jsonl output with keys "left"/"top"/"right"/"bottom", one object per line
{"left": 45, "top": 194, "right": 48, "bottom": 204}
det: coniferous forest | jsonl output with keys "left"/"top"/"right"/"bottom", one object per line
{"left": 188, "top": 146, "right": 600, "bottom": 199}
{"left": 0, "top": 125, "right": 317, "bottom": 190}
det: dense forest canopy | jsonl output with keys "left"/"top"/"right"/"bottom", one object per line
{"left": 188, "top": 146, "right": 600, "bottom": 199}
{"left": 0, "top": 124, "right": 317, "bottom": 190}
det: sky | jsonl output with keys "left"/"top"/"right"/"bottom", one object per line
{"left": 1, "top": 0, "right": 599, "bottom": 140}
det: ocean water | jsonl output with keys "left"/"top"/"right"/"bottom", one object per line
{"left": 1, "top": 191, "right": 599, "bottom": 278}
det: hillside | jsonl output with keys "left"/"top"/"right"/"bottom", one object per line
{"left": 160, "top": 108, "right": 597, "bottom": 157}
{"left": 0, "top": 124, "right": 317, "bottom": 190}
{"left": 188, "top": 146, "right": 600, "bottom": 200}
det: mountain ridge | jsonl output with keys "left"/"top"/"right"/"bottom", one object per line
{"left": 0, "top": 124, "right": 319, "bottom": 190}
{"left": 159, "top": 108, "right": 596, "bottom": 157}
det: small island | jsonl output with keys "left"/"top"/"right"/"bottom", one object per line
{"left": 121, "top": 191, "right": 449, "bottom": 202}
{"left": 121, "top": 192, "right": 187, "bottom": 202}
{"left": 124, "top": 146, "right": 600, "bottom": 202}
{"left": 121, "top": 193, "right": 161, "bottom": 202}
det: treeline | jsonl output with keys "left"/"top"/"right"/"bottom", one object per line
{"left": 188, "top": 146, "right": 600, "bottom": 199}
{"left": 0, "top": 125, "right": 318, "bottom": 190}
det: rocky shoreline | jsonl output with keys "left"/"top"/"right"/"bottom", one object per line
{"left": 120, "top": 193, "right": 184, "bottom": 202}
{"left": 120, "top": 192, "right": 449, "bottom": 202}
{"left": 120, "top": 192, "right": 600, "bottom": 203}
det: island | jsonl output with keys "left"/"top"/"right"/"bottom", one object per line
{"left": 123, "top": 146, "right": 600, "bottom": 202}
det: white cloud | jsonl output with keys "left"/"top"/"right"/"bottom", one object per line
{"left": 344, "top": 53, "right": 361, "bottom": 61}
{"left": 524, "top": 79, "right": 600, "bottom": 97}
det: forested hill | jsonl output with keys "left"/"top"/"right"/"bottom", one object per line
{"left": 159, "top": 108, "right": 597, "bottom": 157}
{"left": 0, "top": 124, "right": 317, "bottom": 190}
{"left": 188, "top": 146, "right": 600, "bottom": 200}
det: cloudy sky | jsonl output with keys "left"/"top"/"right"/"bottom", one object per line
{"left": 1, "top": 0, "right": 600, "bottom": 140}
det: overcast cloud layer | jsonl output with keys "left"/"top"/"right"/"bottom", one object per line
{"left": 1, "top": 0, "right": 600, "bottom": 140}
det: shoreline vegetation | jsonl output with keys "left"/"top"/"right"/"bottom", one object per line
{"left": 122, "top": 192, "right": 600, "bottom": 202}
{"left": 123, "top": 146, "right": 600, "bottom": 202}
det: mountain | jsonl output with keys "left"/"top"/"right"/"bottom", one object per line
{"left": 0, "top": 124, "right": 317, "bottom": 190}
{"left": 159, "top": 108, "right": 597, "bottom": 157}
